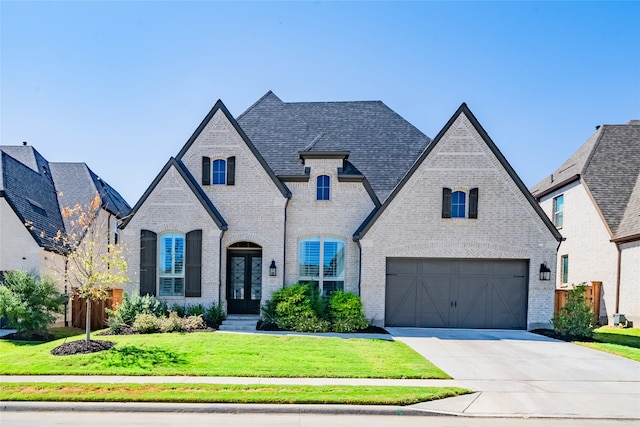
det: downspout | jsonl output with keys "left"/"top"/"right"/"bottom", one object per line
{"left": 282, "top": 198, "right": 289, "bottom": 288}
{"left": 218, "top": 229, "right": 225, "bottom": 307}
{"left": 356, "top": 240, "right": 362, "bottom": 296}
{"left": 615, "top": 243, "right": 622, "bottom": 314}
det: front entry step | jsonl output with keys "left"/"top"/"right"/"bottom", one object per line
{"left": 218, "top": 314, "right": 259, "bottom": 332}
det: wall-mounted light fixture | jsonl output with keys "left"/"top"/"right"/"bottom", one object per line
{"left": 269, "top": 260, "right": 277, "bottom": 277}
{"left": 539, "top": 262, "right": 551, "bottom": 281}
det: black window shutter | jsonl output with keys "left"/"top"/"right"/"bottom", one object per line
{"left": 469, "top": 188, "right": 479, "bottom": 219}
{"left": 202, "top": 157, "right": 211, "bottom": 186}
{"left": 185, "top": 229, "right": 202, "bottom": 297}
{"left": 140, "top": 230, "right": 157, "bottom": 296}
{"left": 442, "top": 188, "right": 452, "bottom": 218}
{"left": 227, "top": 156, "right": 236, "bottom": 186}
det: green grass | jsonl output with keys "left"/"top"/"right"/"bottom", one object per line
{"left": 0, "top": 330, "right": 448, "bottom": 378}
{"left": 576, "top": 327, "right": 640, "bottom": 362}
{"left": 0, "top": 383, "right": 469, "bottom": 405}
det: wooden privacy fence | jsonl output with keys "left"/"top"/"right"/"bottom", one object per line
{"left": 554, "top": 281, "right": 601, "bottom": 319}
{"left": 71, "top": 289, "right": 123, "bottom": 331}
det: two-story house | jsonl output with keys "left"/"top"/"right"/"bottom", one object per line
{"left": 531, "top": 120, "right": 640, "bottom": 325}
{"left": 120, "top": 92, "right": 562, "bottom": 330}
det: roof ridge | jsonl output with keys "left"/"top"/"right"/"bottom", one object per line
{"left": 236, "top": 90, "right": 281, "bottom": 120}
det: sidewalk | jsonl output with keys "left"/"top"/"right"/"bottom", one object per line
{"left": 2, "top": 374, "right": 639, "bottom": 419}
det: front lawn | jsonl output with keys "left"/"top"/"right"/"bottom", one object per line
{"left": 0, "top": 330, "right": 448, "bottom": 378}
{"left": 576, "top": 327, "right": 640, "bottom": 362}
{"left": 0, "top": 383, "right": 468, "bottom": 405}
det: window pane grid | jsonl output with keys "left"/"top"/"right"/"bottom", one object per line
{"left": 317, "top": 175, "right": 330, "bottom": 200}
{"left": 159, "top": 233, "right": 185, "bottom": 296}
{"left": 298, "top": 236, "right": 345, "bottom": 295}
{"left": 451, "top": 191, "right": 466, "bottom": 218}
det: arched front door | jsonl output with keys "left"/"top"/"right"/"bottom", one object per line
{"left": 227, "top": 242, "right": 262, "bottom": 314}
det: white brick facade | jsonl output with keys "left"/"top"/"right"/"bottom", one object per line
{"left": 619, "top": 241, "right": 640, "bottom": 322}
{"left": 359, "top": 113, "right": 559, "bottom": 329}
{"left": 538, "top": 180, "right": 619, "bottom": 322}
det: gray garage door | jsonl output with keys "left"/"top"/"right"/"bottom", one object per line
{"left": 385, "top": 258, "right": 528, "bottom": 329}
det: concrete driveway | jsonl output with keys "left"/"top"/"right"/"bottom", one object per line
{"left": 387, "top": 328, "right": 640, "bottom": 419}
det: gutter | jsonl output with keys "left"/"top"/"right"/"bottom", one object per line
{"left": 615, "top": 244, "right": 621, "bottom": 314}
{"left": 218, "top": 229, "right": 225, "bottom": 307}
{"left": 356, "top": 240, "right": 362, "bottom": 296}
{"left": 282, "top": 198, "right": 289, "bottom": 288}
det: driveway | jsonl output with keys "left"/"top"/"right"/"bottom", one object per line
{"left": 387, "top": 328, "right": 640, "bottom": 419}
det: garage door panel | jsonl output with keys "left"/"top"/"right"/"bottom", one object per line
{"left": 385, "top": 275, "right": 417, "bottom": 326}
{"left": 386, "top": 258, "right": 528, "bottom": 329}
{"left": 419, "top": 276, "right": 452, "bottom": 327}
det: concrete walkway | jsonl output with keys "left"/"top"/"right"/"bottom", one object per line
{"left": 387, "top": 328, "right": 640, "bottom": 419}
{"left": 2, "top": 328, "right": 639, "bottom": 419}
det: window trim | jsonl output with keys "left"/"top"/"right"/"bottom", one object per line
{"left": 212, "top": 159, "right": 227, "bottom": 185}
{"left": 553, "top": 194, "right": 564, "bottom": 228}
{"left": 451, "top": 190, "right": 466, "bottom": 218}
{"left": 298, "top": 235, "right": 345, "bottom": 294}
{"left": 158, "top": 232, "right": 186, "bottom": 297}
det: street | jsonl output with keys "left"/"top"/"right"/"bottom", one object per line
{"left": 1, "top": 411, "right": 637, "bottom": 427}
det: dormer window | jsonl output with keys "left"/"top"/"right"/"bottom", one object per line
{"left": 317, "top": 175, "right": 330, "bottom": 200}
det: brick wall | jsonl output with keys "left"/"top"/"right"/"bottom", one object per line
{"left": 619, "top": 241, "right": 640, "bottom": 323}
{"left": 359, "top": 113, "right": 559, "bottom": 329}
{"left": 538, "top": 180, "right": 619, "bottom": 323}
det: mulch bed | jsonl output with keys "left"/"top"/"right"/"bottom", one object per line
{"left": 531, "top": 329, "right": 597, "bottom": 342}
{"left": 50, "top": 339, "right": 115, "bottom": 356}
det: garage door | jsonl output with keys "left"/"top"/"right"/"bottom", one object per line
{"left": 385, "top": 258, "right": 528, "bottom": 329}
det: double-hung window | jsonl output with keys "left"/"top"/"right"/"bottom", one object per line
{"left": 159, "top": 232, "right": 185, "bottom": 296}
{"left": 298, "top": 236, "right": 345, "bottom": 294}
{"left": 553, "top": 195, "right": 564, "bottom": 227}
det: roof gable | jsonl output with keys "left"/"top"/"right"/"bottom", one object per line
{"left": 176, "top": 99, "right": 290, "bottom": 198}
{"left": 354, "top": 103, "right": 563, "bottom": 241}
{"left": 532, "top": 121, "right": 640, "bottom": 240}
{"left": 237, "top": 91, "right": 431, "bottom": 203}
{"left": 120, "top": 157, "right": 227, "bottom": 230}
{"left": 0, "top": 150, "right": 66, "bottom": 251}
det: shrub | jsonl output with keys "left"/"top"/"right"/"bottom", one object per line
{"left": 160, "top": 311, "right": 184, "bottom": 333}
{"left": 132, "top": 313, "right": 161, "bottom": 333}
{"left": 185, "top": 304, "right": 205, "bottom": 317}
{"left": 170, "top": 303, "right": 186, "bottom": 318}
{"left": 203, "top": 303, "right": 226, "bottom": 328}
{"left": 182, "top": 314, "right": 206, "bottom": 331}
{"left": 552, "top": 284, "right": 596, "bottom": 338}
{"left": 0, "top": 270, "right": 65, "bottom": 336}
{"left": 260, "top": 283, "right": 329, "bottom": 332}
{"left": 327, "top": 291, "right": 369, "bottom": 333}
{"left": 108, "top": 292, "right": 168, "bottom": 326}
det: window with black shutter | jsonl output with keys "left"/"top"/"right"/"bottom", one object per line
{"left": 185, "top": 229, "right": 202, "bottom": 297}
{"left": 202, "top": 157, "right": 211, "bottom": 185}
{"left": 227, "top": 156, "right": 236, "bottom": 186}
{"left": 469, "top": 188, "right": 479, "bottom": 219}
{"left": 140, "top": 230, "right": 157, "bottom": 296}
{"left": 442, "top": 188, "right": 452, "bottom": 218}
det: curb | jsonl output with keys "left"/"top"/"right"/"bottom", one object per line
{"left": 0, "top": 401, "right": 443, "bottom": 416}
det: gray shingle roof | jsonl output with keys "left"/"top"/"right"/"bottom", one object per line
{"left": 0, "top": 147, "right": 65, "bottom": 251}
{"left": 236, "top": 91, "right": 432, "bottom": 203}
{"left": 531, "top": 121, "right": 640, "bottom": 241}
{"left": 49, "top": 163, "right": 131, "bottom": 222}
{"left": 1, "top": 145, "right": 131, "bottom": 252}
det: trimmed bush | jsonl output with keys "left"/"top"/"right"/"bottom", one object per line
{"left": 203, "top": 303, "right": 226, "bottom": 328}
{"left": 132, "top": 313, "right": 161, "bottom": 333}
{"left": 160, "top": 311, "right": 184, "bottom": 333}
{"left": 107, "top": 292, "right": 168, "bottom": 326}
{"left": 327, "top": 291, "right": 369, "bottom": 333}
{"left": 0, "top": 270, "right": 65, "bottom": 336}
{"left": 552, "top": 284, "right": 596, "bottom": 338}
{"left": 266, "top": 283, "right": 327, "bottom": 331}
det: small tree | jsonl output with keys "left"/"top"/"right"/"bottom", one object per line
{"left": 552, "top": 283, "right": 596, "bottom": 339}
{"left": 55, "top": 194, "right": 128, "bottom": 343}
{"left": 0, "top": 270, "right": 65, "bottom": 337}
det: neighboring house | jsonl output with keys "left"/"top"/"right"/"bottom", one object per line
{"left": 0, "top": 143, "right": 131, "bottom": 292}
{"left": 531, "top": 120, "right": 640, "bottom": 325}
{"left": 120, "top": 91, "right": 561, "bottom": 330}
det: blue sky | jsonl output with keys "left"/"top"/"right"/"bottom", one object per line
{"left": 1, "top": 1, "right": 639, "bottom": 205}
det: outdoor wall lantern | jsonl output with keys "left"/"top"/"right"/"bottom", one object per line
{"left": 269, "top": 260, "right": 277, "bottom": 277}
{"left": 539, "top": 262, "right": 551, "bottom": 281}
